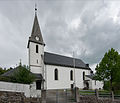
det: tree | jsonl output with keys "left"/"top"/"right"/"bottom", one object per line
{"left": 0, "top": 67, "right": 4, "bottom": 75}
{"left": 95, "top": 48, "right": 120, "bottom": 92}
{"left": 12, "top": 65, "right": 35, "bottom": 84}
{"left": 0, "top": 67, "right": 13, "bottom": 75}
{"left": 0, "top": 67, "right": 7, "bottom": 75}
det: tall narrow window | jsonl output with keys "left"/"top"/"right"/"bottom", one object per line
{"left": 83, "top": 71, "right": 85, "bottom": 80}
{"left": 70, "top": 70, "right": 73, "bottom": 81}
{"left": 36, "top": 45, "right": 38, "bottom": 53}
{"left": 37, "top": 59, "right": 38, "bottom": 64}
{"left": 55, "top": 69, "right": 58, "bottom": 80}
{"left": 36, "top": 80, "right": 41, "bottom": 90}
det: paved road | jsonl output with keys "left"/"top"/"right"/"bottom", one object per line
{"left": 46, "top": 90, "right": 75, "bottom": 103}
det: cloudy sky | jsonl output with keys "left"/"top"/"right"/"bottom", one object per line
{"left": 0, "top": 0, "right": 120, "bottom": 71}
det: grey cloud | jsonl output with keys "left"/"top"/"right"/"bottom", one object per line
{"left": 0, "top": 0, "right": 120, "bottom": 71}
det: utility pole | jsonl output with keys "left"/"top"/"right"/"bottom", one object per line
{"left": 73, "top": 52, "right": 76, "bottom": 88}
{"left": 73, "top": 51, "right": 77, "bottom": 102}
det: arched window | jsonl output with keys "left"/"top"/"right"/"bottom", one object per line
{"left": 36, "top": 45, "right": 38, "bottom": 53}
{"left": 83, "top": 71, "right": 85, "bottom": 80}
{"left": 55, "top": 69, "right": 58, "bottom": 80}
{"left": 70, "top": 70, "right": 73, "bottom": 81}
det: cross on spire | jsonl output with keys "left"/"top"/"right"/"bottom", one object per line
{"left": 35, "top": 3, "right": 37, "bottom": 14}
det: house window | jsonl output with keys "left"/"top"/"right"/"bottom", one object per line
{"left": 36, "top": 45, "right": 38, "bottom": 53}
{"left": 36, "top": 80, "right": 41, "bottom": 90}
{"left": 70, "top": 70, "right": 73, "bottom": 81}
{"left": 55, "top": 69, "right": 58, "bottom": 80}
{"left": 83, "top": 71, "right": 85, "bottom": 80}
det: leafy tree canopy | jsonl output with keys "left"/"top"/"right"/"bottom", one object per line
{"left": 0, "top": 67, "right": 10, "bottom": 75}
{"left": 95, "top": 48, "right": 120, "bottom": 91}
{"left": 0, "top": 67, "right": 5, "bottom": 75}
{"left": 11, "top": 65, "right": 35, "bottom": 84}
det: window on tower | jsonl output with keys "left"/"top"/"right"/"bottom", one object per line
{"left": 36, "top": 45, "right": 38, "bottom": 53}
{"left": 37, "top": 59, "right": 38, "bottom": 64}
{"left": 55, "top": 69, "right": 58, "bottom": 80}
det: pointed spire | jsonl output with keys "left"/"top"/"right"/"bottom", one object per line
{"left": 28, "top": 6, "right": 45, "bottom": 48}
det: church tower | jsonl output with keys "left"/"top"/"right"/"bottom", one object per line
{"left": 27, "top": 8, "right": 45, "bottom": 75}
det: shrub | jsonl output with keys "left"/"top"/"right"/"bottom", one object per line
{"left": 11, "top": 66, "right": 35, "bottom": 84}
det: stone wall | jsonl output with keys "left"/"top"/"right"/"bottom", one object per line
{"left": 79, "top": 96, "right": 120, "bottom": 103}
{"left": 0, "top": 91, "right": 41, "bottom": 103}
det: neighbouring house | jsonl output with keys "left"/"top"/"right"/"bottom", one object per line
{"left": 85, "top": 74, "right": 103, "bottom": 90}
{"left": 0, "top": 8, "right": 103, "bottom": 98}
{"left": 0, "top": 66, "right": 43, "bottom": 97}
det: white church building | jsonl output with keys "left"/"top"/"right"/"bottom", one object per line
{"left": 27, "top": 9, "right": 103, "bottom": 91}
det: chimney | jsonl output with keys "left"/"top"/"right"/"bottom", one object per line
{"left": 86, "top": 64, "right": 89, "bottom": 67}
{"left": 90, "top": 70, "right": 94, "bottom": 75}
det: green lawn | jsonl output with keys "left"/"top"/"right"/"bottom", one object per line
{"left": 79, "top": 90, "right": 110, "bottom": 95}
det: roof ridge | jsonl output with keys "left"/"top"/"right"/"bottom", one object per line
{"left": 44, "top": 51, "right": 83, "bottom": 61}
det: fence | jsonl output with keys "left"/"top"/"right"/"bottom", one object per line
{"left": 79, "top": 89, "right": 120, "bottom": 101}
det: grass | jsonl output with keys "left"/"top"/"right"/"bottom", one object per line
{"left": 99, "top": 90, "right": 110, "bottom": 93}
{"left": 79, "top": 90, "right": 96, "bottom": 95}
{"left": 79, "top": 90, "right": 111, "bottom": 96}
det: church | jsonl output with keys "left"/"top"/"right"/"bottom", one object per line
{"left": 0, "top": 8, "right": 103, "bottom": 98}
{"left": 27, "top": 8, "right": 103, "bottom": 95}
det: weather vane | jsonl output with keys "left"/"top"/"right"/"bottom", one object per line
{"left": 35, "top": 3, "right": 37, "bottom": 14}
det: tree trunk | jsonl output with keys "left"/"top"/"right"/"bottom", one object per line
{"left": 110, "top": 79, "right": 114, "bottom": 92}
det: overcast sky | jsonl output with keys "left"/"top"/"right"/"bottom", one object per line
{"left": 0, "top": 0, "right": 120, "bottom": 71}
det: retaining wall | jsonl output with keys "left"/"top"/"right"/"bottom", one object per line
{"left": 0, "top": 91, "right": 41, "bottom": 103}
{"left": 0, "top": 81, "right": 30, "bottom": 97}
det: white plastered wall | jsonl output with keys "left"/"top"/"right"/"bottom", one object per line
{"left": 0, "top": 81, "right": 30, "bottom": 97}
{"left": 0, "top": 81, "right": 42, "bottom": 98}
{"left": 75, "top": 69, "right": 90, "bottom": 89}
{"left": 30, "top": 82, "right": 41, "bottom": 97}
{"left": 91, "top": 80, "right": 104, "bottom": 90}
{"left": 45, "top": 64, "right": 91, "bottom": 90}
{"left": 29, "top": 42, "right": 44, "bottom": 74}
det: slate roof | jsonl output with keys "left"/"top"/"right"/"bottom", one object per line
{"left": 1, "top": 69, "right": 15, "bottom": 77}
{"left": 28, "top": 13, "right": 45, "bottom": 48}
{"left": 44, "top": 52, "right": 91, "bottom": 70}
{"left": 85, "top": 75, "right": 95, "bottom": 80}
{"left": 1, "top": 67, "right": 43, "bottom": 80}
{"left": 32, "top": 73, "right": 43, "bottom": 80}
